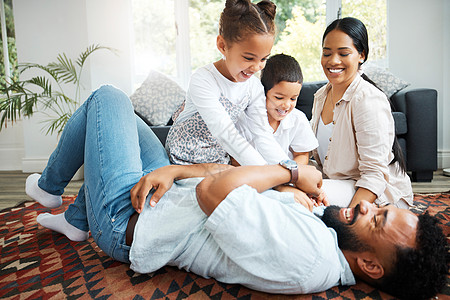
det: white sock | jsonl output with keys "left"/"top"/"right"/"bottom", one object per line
{"left": 37, "top": 213, "right": 89, "bottom": 242}
{"left": 26, "top": 173, "right": 62, "bottom": 208}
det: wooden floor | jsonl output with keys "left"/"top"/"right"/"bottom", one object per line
{"left": 1, "top": 170, "right": 449, "bottom": 211}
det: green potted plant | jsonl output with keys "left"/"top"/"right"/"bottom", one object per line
{"left": 0, "top": 44, "right": 115, "bottom": 135}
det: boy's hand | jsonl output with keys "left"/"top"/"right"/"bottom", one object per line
{"left": 313, "top": 189, "right": 329, "bottom": 206}
{"left": 275, "top": 185, "right": 315, "bottom": 211}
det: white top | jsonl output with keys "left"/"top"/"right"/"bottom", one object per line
{"left": 316, "top": 116, "right": 333, "bottom": 165}
{"left": 130, "top": 178, "right": 355, "bottom": 294}
{"left": 237, "top": 108, "right": 318, "bottom": 159}
{"left": 176, "top": 64, "right": 288, "bottom": 165}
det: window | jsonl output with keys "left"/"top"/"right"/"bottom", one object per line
{"left": 189, "top": 0, "right": 222, "bottom": 73}
{"left": 132, "top": 0, "right": 177, "bottom": 89}
{"left": 131, "top": 0, "right": 387, "bottom": 88}
{"left": 273, "top": 0, "right": 326, "bottom": 81}
{"left": 341, "top": 0, "right": 387, "bottom": 68}
{"left": 0, "top": 0, "right": 18, "bottom": 86}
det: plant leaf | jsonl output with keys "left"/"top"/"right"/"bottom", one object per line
{"left": 19, "top": 63, "right": 60, "bottom": 82}
{"left": 26, "top": 76, "right": 52, "bottom": 97}
{"left": 49, "top": 53, "right": 77, "bottom": 84}
{"left": 76, "top": 44, "right": 116, "bottom": 67}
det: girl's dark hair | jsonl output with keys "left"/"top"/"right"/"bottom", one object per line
{"left": 323, "top": 17, "right": 406, "bottom": 172}
{"left": 219, "top": 0, "right": 276, "bottom": 44}
{"left": 261, "top": 54, "right": 303, "bottom": 95}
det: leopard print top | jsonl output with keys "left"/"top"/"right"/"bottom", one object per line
{"left": 166, "top": 94, "right": 250, "bottom": 165}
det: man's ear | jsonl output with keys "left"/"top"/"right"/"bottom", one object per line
{"left": 356, "top": 254, "right": 384, "bottom": 280}
{"left": 216, "top": 35, "right": 227, "bottom": 56}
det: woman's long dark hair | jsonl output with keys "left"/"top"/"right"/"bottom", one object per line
{"left": 323, "top": 17, "right": 406, "bottom": 172}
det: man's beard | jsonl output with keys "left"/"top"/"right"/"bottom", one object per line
{"left": 322, "top": 205, "right": 373, "bottom": 252}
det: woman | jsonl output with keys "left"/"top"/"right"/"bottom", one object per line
{"left": 311, "top": 17, "right": 413, "bottom": 208}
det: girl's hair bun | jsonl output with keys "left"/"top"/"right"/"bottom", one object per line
{"left": 256, "top": 0, "right": 276, "bottom": 20}
{"left": 219, "top": 0, "right": 277, "bottom": 44}
{"left": 223, "top": 0, "right": 251, "bottom": 19}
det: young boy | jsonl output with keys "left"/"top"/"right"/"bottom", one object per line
{"left": 235, "top": 54, "right": 324, "bottom": 208}
{"left": 237, "top": 54, "right": 318, "bottom": 165}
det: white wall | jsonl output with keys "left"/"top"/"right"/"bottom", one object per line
{"left": 388, "top": 0, "right": 449, "bottom": 168}
{"left": 0, "top": 0, "right": 133, "bottom": 171}
{"left": 443, "top": 0, "right": 450, "bottom": 168}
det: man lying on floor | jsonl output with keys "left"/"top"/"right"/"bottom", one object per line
{"left": 26, "top": 86, "right": 448, "bottom": 300}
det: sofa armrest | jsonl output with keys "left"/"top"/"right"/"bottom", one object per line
{"left": 135, "top": 110, "right": 171, "bottom": 146}
{"left": 150, "top": 126, "right": 171, "bottom": 147}
{"left": 391, "top": 88, "right": 437, "bottom": 178}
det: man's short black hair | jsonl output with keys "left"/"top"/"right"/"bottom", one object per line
{"left": 260, "top": 53, "right": 303, "bottom": 95}
{"left": 375, "top": 212, "right": 449, "bottom": 299}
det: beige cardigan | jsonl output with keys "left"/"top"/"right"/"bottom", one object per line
{"left": 310, "top": 74, "right": 413, "bottom": 207}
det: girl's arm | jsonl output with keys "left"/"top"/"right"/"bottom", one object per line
{"left": 131, "top": 164, "right": 233, "bottom": 213}
{"left": 188, "top": 70, "right": 267, "bottom": 166}
{"left": 350, "top": 91, "right": 394, "bottom": 207}
{"left": 196, "top": 164, "right": 323, "bottom": 216}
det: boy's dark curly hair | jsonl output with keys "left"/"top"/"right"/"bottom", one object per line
{"left": 375, "top": 212, "right": 449, "bottom": 299}
{"left": 260, "top": 53, "right": 303, "bottom": 95}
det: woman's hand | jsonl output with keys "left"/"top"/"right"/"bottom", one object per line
{"left": 130, "top": 166, "right": 176, "bottom": 213}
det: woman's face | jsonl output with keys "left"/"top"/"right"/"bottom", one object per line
{"left": 321, "top": 29, "right": 365, "bottom": 88}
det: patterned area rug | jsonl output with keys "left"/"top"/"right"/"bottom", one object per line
{"left": 1, "top": 194, "right": 449, "bottom": 299}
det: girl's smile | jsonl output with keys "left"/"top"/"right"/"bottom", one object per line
{"left": 215, "top": 34, "right": 274, "bottom": 83}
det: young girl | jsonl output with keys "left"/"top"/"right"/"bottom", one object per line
{"left": 165, "top": 0, "right": 289, "bottom": 166}
{"left": 310, "top": 17, "right": 413, "bottom": 208}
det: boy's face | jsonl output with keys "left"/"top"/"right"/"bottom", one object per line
{"left": 266, "top": 81, "right": 302, "bottom": 125}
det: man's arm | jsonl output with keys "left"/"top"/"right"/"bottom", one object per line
{"left": 131, "top": 164, "right": 233, "bottom": 213}
{"left": 196, "top": 164, "right": 323, "bottom": 216}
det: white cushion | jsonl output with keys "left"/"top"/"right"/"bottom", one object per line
{"left": 363, "top": 64, "right": 410, "bottom": 98}
{"left": 131, "top": 70, "right": 185, "bottom": 126}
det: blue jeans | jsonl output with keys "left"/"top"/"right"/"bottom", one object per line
{"left": 38, "top": 85, "right": 170, "bottom": 263}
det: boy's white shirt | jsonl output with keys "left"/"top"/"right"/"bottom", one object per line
{"left": 236, "top": 108, "right": 318, "bottom": 159}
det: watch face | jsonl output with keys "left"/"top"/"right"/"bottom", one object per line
{"left": 281, "top": 159, "right": 297, "bottom": 169}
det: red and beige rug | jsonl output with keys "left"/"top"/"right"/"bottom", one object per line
{"left": 0, "top": 194, "right": 449, "bottom": 299}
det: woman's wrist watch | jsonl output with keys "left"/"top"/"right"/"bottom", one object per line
{"left": 279, "top": 159, "right": 298, "bottom": 184}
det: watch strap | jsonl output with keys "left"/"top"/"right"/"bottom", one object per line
{"left": 290, "top": 165, "right": 298, "bottom": 184}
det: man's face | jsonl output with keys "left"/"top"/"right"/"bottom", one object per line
{"left": 322, "top": 200, "right": 418, "bottom": 266}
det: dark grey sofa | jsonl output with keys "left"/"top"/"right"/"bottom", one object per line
{"left": 141, "top": 81, "right": 437, "bottom": 182}
{"left": 297, "top": 81, "right": 437, "bottom": 182}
